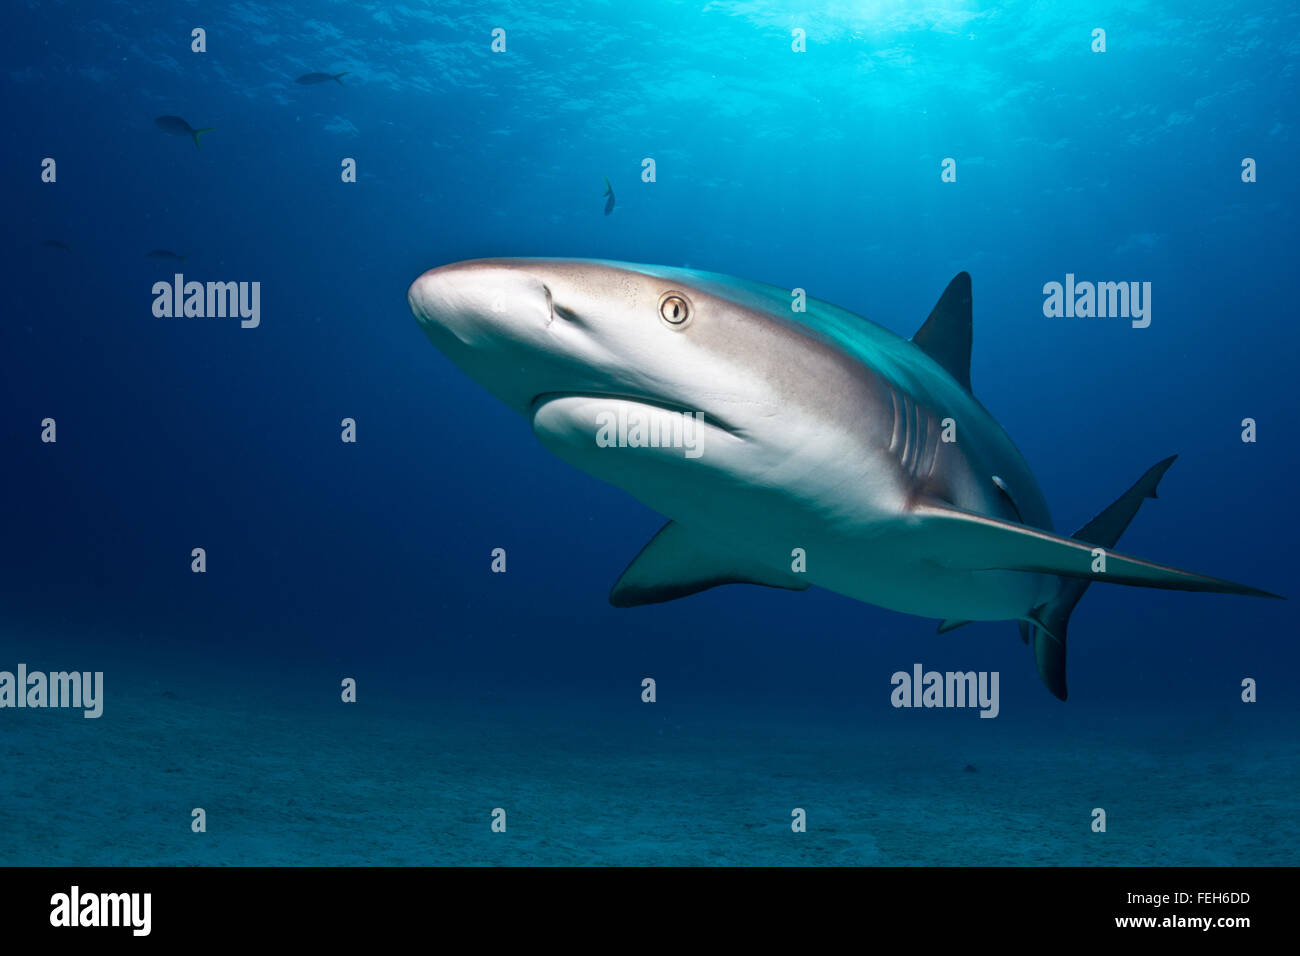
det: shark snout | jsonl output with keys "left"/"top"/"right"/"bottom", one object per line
{"left": 408, "top": 260, "right": 553, "bottom": 347}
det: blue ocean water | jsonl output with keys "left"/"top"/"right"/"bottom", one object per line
{"left": 1, "top": 0, "right": 1296, "bottom": 865}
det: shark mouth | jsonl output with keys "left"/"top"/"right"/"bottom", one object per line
{"left": 529, "top": 391, "right": 744, "bottom": 438}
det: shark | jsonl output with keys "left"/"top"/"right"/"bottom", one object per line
{"left": 407, "top": 259, "right": 1279, "bottom": 699}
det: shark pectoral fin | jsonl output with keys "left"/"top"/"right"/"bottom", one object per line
{"left": 912, "top": 501, "right": 1280, "bottom": 598}
{"left": 610, "top": 521, "right": 809, "bottom": 607}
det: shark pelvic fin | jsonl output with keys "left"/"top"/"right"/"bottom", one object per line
{"left": 912, "top": 271, "right": 973, "bottom": 391}
{"left": 610, "top": 521, "right": 809, "bottom": 607}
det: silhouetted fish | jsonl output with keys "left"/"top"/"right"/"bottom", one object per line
{"left": 296, "top": 72, "right": 349, "bottom": 85}
{"left": 602, "top": 176, "right": 615, "bottom": 216}
{"left": 41, "top": 240, "right": 73, "bottom": 252}
{"left": 155, "top": 115, "right": 213, "bottom": 149}
{"left": 146, "top": 249, "right": 186, "bottom": 263}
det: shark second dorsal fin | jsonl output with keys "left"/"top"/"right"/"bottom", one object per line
{"left": 912, "top": 272, "right": 973, "bottom": 391}
{"left": 610, "top": 521, "right": 809, "bottom": 607}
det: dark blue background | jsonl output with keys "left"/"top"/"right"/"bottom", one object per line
{"left": 2, "top": 0, "right": 1294, "bottom": 725}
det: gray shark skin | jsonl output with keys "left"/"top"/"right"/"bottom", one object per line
{"left": 407, "top": 259, "right": 1280, "bottom": 699}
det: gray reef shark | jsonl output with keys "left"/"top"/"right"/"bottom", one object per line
{"left": 407, "top": 259, "right": 1279, "bottom": 699}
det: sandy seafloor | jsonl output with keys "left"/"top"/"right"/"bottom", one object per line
{"left": 1, "top": 648, "right": 1295, "bottom": 867}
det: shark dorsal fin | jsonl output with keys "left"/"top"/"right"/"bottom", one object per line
{"left": 912, "top": 272, "right": 973, "bottom": 391}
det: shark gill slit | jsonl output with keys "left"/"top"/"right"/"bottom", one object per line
{"left": 918, "top": 410, "right": 940, "bottom": 479}
{"left": 916, "top": 407, "right": 929, "bottom": 476}
{"left": 888, "top": 384, "right": 940, "bottom": 481}
{"left": 902, "top": 396, "right": 912, "bottom": 471}
{"left": 888, "top": 388, "right": 902, "bottom": 455}
{"left": 907, "top": 394, "right": 921, "bottom": 473}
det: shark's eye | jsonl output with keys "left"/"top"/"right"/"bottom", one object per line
{"left": 659, "top": 292, "right": 691, "bottom": 327}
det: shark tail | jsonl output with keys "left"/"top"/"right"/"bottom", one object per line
{"left": 1027, "top": 455, "right": 1179, "bottom": 700}
{"left": 333, "top": 72, "right": 350, "bottom": 85}
{"left": 602, "top": 176, "right": 612, "bottom": 196}
{"left": 191, "top": 128, "right": 214, "bottom": 149}
{"left": 939, "top": 456, "right": 1191, "bottom": 693}
{"left": 920, "top": 455, "right": 1279, "bottom": 700}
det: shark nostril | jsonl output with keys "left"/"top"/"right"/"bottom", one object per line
{"left": 544, "top": 290, "right": 583, "bottom": 328}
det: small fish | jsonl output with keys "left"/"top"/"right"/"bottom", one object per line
{"left": 963, "top": 764, "right": 979, "bottom": 773}
{"left": 41, "top": 240, "right": 74, "bottom": 252}
{"left": 602, "top": 176, "right": 615, "bottom": 216}
{"left": 146, "top": 249, "right": 187, "bottom": 264}
{"left": 155, "top": 115, "right": 214, "bottom": 149}
{"left": 296, "top": 71, "right": 349, "bottom": 85}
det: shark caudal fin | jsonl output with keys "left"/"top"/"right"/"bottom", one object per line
{"left": 333, "top": 72, "right": 350, "bottom": 84}
{"left": 191, "top": 128, "right": 214, "bottom": 149}
{"left": 1023, "top": 455, "right": 1279, "bottom": 700}
{"left": 915, "top": 455, "right": 1281, "bottom": 700}
{"left": 1027, "top": 456, "right": 1177, "bottom": 699}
